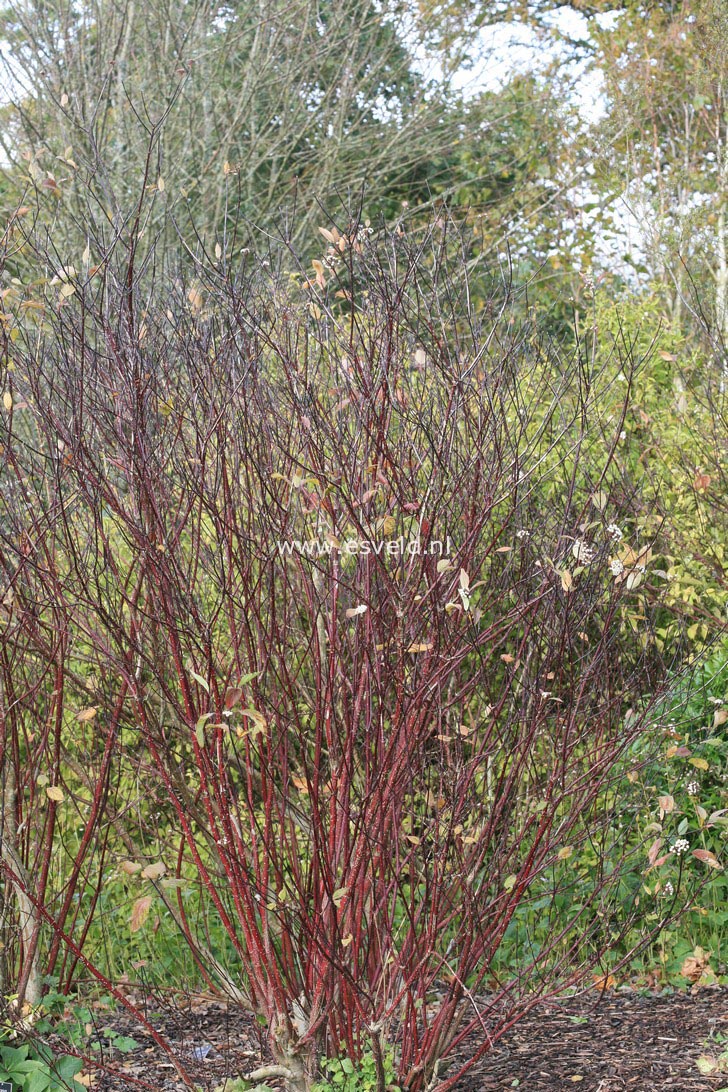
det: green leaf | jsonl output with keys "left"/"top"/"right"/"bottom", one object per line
{"left": 190, "top": 670, "right": 210, "bottom": 693}
{"left": 27, "top": 1065, "right": 52, "bottom": 1092}
{"left": 195, "top": 711, "right": 214, "bottom": 746}
{"left": 55, "top": 1054, "right": 84, "bottom": 1083}
{"left": 0, "top": 1045, "right": 30, "bottom": 1064}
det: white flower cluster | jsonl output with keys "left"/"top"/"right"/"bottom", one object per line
{"left": 516, "top": 529, "right": 530, "bottom": 540}
{"left": 610, "top": 558, "right": 625, "bottom": 577}
{"left": 686, "top": 781, "right": 700, "bottom": 796}
{"left": 572, "top": 539, "right": 596, "bottom": 564}
{"left": 661, "top": 880, "right": 674, "bottom": 898}
{"left": 607, "top": 523, "right": 623, "bottom": 541}
{"left": 671, "top": 838, "right": 690, "bottom": 856}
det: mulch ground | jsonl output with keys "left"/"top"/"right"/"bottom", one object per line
{"left": 65, "top": 986, "right": 727, "bottom": 1092}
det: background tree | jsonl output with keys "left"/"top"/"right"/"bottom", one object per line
{"left": 0, "top": 0, "right": 468, "bottom": 250}
{"left": 0, "top": 0, "right": 608, "bottom": 287}
{"left": 588, "top": 0, "right": 728, "bottom": 376}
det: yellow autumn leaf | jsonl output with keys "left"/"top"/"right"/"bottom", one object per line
{"left": 557, "top": 846, "right": 573, "bottom": 860}
{"left": 619, "top": 545, "right": 638, "bottom": 567}
{"left": 77, "top": 706, "right": 98, "bottom": 722}
{"left": 332, "top": 887, "right": 348, "bottom": 907}
{"left": 689, "top": 757, "right": 709, "bottom": 771}
{"left": 141, "top": 861, "right": 166, "bottom": 880}
{"left": 46, "top": 785, "right": 64, "bottom": 802}
{"left": 3, "top": 391, "right": 12, "bottom": 412}
{"left": 130, "top": 895, "right": 152, "bottom": 933}
{"left": 241, "top": 707, "right": 267, "bottom": 736}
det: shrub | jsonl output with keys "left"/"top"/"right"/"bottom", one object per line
{"left": 0, "top": 210, "right": 702, "bottom": 1090}
{"left": 591, "top": 285, "right": 728, "bottom": 654}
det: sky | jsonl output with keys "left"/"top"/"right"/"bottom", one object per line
{"left": 412, "top": 5, "right": 649, "bottom": 283}
{"left": 413, "top": 6, "right": 618, "bottom": 118}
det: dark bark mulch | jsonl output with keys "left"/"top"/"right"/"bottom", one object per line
{"left": 70, "top": 986, "right": 727, "bottom": 1092}
{"left": 453, "top": 986, "right": 728, "bottom": 1091}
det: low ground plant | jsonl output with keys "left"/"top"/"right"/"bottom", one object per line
{"left": 0, "top": 1033, "right": 86, "bottom": 1092}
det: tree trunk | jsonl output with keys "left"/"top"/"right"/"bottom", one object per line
{"left": 0, "top": 764, "right": 42, "bottom": 1007}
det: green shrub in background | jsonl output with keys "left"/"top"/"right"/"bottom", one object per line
{"left": 622, "top": 639, "right": 728, "bottom": 983}
{"left": 591, "top": 286, "right": 728, "bottom": 656}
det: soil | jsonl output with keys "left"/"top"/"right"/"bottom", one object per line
{"left": 49, "top": 986, "right": 728, "bottom": 1092}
